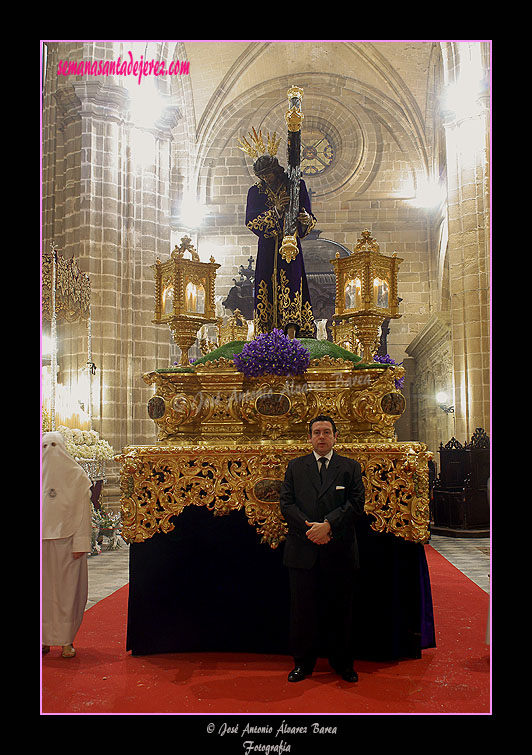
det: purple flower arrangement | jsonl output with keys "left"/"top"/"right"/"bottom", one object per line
{"left": 372, "top": 353, "right": 404, "bottom": 390}
{"left": 233, "top": 329, "right": 310, "bottom": 377}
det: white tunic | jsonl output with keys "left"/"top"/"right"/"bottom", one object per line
{"left": 41, "top": 432, "right": 92, "bottom": 646}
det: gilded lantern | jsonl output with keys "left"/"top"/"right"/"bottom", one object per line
{"left": 152, "top": 236, "right": 220, "bottom": 366}
{"left": 331, "top": 230, "right": 403, "bottom": 362}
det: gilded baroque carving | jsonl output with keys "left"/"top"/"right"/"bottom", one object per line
{"left": 117, "top": 441, "right": 431, "bottom": 547}
{"left": 120, "top": 345, "right": 429, "bottom": 549}
{"left": 42, "top": 250, "right": 91, "bottom": 323}
{"left": 142, "top": 358, "right": 405, "bottom": 443}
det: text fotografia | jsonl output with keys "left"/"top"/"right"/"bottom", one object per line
{"left": 209, "top": 720, "right": 338, "bottom": 752}
{"left": 57, "top": 52, "right": 190, "bottom": 84}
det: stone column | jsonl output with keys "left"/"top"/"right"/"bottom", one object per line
{"left": 442, "top": 60, "right": 490, "bottom": 441}
{"left": 406, "top": 313, "right": 454, "bottom": 458}
{"left": 45, "top": 70, "right": 181, "bottom": 461}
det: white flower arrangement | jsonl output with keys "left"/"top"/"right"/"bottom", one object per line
{"left": 57, "top": 425, "right": 115, "bottom": 461}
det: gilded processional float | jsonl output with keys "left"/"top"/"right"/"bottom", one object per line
{"left": 118, "top": 230, "right": 431, "bottom": 551}
{"left": 118, "top": 87, "right": 435, "bottom": 659}
{"left": 117, "top": 85, "right": 431, "bottom": 552}
{"left": 118, "top": 89, "right": 431, "bottom": 552}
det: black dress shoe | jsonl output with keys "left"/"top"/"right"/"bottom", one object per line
{"left": 287, "top": 666, "right": 310, "bottom": 682}
{"left": 339, "top": 668, "right": 358, "bottom": 683}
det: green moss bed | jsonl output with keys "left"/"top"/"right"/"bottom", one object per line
{"left": 156, "top": 339, "right": 386, "bottom": 374}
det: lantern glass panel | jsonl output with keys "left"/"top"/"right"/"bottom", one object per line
{"left": 186, "top": 282, "right": 205, "bottom": 313}
{"left": 373, "top": 278, "right": 389, "bottom": 309}
{"left": 162, "top": 286, "right": 174, "bottom": 315}
{"left": 344, "top": 278, "right": 362, "bottom": 310}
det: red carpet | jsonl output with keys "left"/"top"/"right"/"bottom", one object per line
{"left": 41, "top": 545, "right": 490, "bottom": 716}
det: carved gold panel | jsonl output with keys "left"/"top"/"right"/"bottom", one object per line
{"left": 142, "top": 357, "right": 406, "bottom": 444}
{"left": 117, "top": 441, "right": 431, "bottom": 548}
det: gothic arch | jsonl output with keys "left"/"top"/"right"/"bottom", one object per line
{"left": 193, "top": 70, "right": 429, "bottom": 207}
{"left": 344, "top": 41, "right": 432, "bottom": 172}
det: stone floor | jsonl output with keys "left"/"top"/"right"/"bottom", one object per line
{"left": 427, "top": 534, "right": 490, "bottom": 593}
{"left": 86, "top": 539, "right": 130, "bottom": 610}
{"left": 85, "top": 533, "right": 490, "bottom": 611}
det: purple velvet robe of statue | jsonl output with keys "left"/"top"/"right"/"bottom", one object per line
{"left": 245, "top": 177, "right": 316, "bottom": 337}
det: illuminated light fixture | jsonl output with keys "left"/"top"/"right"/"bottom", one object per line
{"left": 124, "top": 73, "right": 167, "bottom": 130}
{"left": 436, "top": 391, "right": 454, "bottom": 414}
{"left": 442, "top": 44, "right": 485, "bottom": 122}
{"left": 443, "top": 69, "right": 485, "bottom": 121}
{"left": 408, "top": 177, "right": 446, "bottom": 209}
{"left": 331, "top": 230, "right": 403, "bottom": 363}
{"left": 180, "top": 192, "right": 206, "bottom": 230}
{"left": 151, "top": 236, "right": 220, "bottom": 366}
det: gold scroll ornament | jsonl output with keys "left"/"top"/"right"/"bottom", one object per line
{"left": 142, "top": 357, "right": 406, "bottom": 443}
{"left": 285, "top": 85, "right": 304, "bottom": 132}
{"left": 117, "top": 440, "right": 432, "bottom": 548}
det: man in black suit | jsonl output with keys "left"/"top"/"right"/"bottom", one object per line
{"left": 279, "top": 415, "right": 365, "bottom": 682}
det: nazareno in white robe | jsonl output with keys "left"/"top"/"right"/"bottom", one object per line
{"left": 41, "top": 432, "right": 92, "bottom": 647}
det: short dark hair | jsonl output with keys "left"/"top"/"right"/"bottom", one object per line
{"left": 309, "top": 415, "right": 337, "bottom": 435}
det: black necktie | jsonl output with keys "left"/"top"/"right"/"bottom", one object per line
{"left": 318, "top": 456, "right": 327, "bottom": 483}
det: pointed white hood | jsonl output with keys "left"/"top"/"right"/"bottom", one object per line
{"left": 41, "top": 431, "right": 92, "bottom": 540}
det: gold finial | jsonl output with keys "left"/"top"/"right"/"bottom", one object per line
{"left": 171, "top": 235, "right": 200, "bottom": 261}
{"left": 354, "top": 229, "right": 380, "bottom": 253}
{"left": 285, "top": 85, "right": 304, "bottom": 133}
{"left": 287, "top": 85, "right": 304, "bottom": 100}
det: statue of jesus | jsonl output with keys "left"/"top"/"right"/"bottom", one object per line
{"left": 245, "top": 153, "right": 316, "bottom": 339}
